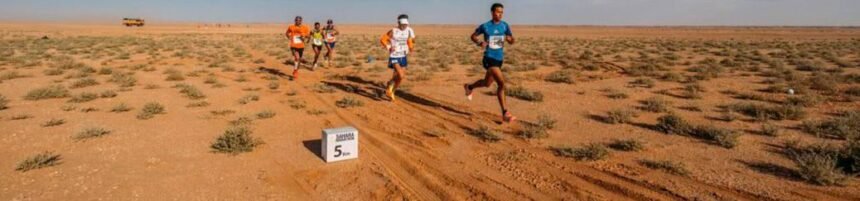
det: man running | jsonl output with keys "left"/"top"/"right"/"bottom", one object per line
{"left": 464, "top": 3, "right": 516, "bottom": 123}
{"left": 379, "top": 14, "right": 415, "bottom": 102}
{"left": 323, "top": 19, "right": 339, "bottom": 67}
{"left": 286, "top": 16, "right": 310, "bottom": 79}
{"left": 310, "top": 22, "right": 325, "bottom": 71}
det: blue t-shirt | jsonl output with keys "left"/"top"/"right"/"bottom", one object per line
{"left": 475, "top": 20, "right": 512, "bottom": 61}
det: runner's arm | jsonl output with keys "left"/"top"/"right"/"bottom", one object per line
{"left": 471, "top": 26, "right": 486, "bottom": 48}
{"left": 380, "top": 30, "right": 393, "bottom": 52}
{"left": 505, "top": 26, "right": 515, "bottom": 45}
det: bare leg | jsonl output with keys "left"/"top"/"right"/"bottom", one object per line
{"left": 487, "top": 67, "right": 507, "bottom": 113}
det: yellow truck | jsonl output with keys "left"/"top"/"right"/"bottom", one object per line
{"left": 122, "top": 18, "right": 145, "bottom": 27}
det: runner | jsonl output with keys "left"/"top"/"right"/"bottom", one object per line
{"left": 379, "top": 14, "right": 415, "bottom": 102}
{"left": 463, "top": 3, "right": 517, "bottom": 123}
{"left": 285, "top": 16, "right": 310, "bottom": 79}
{"left": 323, "top": 19, "right": 339, "bottom": 67}
{"left": 310, "top": 22, "right": 325, "bottom": 71}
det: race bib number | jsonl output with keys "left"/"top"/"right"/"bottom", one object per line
{"left": 488, "top": 35, "right": 505, "bottom": 49}
{"left": 292, "top": 36, "right": 302, "bottom": 44}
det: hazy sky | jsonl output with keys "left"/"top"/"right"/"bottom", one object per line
{"left": 1, "top": 0, "right": 858, "bottom": 26}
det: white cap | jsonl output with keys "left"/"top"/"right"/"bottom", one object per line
{"left": 398, "top": 18, "right": 409, "bottom": 25}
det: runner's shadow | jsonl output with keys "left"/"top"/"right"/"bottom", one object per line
{"left": 257, "top": 66, "right": 289, "bottom": 78}
{"left": 340, "top": 75, "right": 474, "bottom": 116}
{"left": 321, "top": 81, "right": 385, "bottom": 101}
{"left": 302, "top": 139, "right": 324, "bottom": 162}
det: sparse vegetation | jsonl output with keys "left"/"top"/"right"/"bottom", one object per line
{"left": 24, "top": 85, "right": 70, "bottom": 100}
{"left": 552, "top": 143, "right": 610, "bottom": 161}
{"left": 137, "top": 102, "right": 165, "bottom": 120}
{"left": 506, "top": 86, "right": 544, "bottom": 102}
{"left": 110, "top": 103, "right": 132, "bottom": 112}
{"left": 74, "top": 127, "right": 111, "bottom": 140}
{"left": 238, "top": 94, "right": 260, "bottom": 105}
{"left": 42, "top": 118, "right": 65, "bottom": 127}
{"left": 639, "top": 159, "right": 690, "bottom": 176}
{"left": 16, "top": 152, "right": 61, "bottom": 172}
{"left": 609, "top": 139, "right": 645, "bottom": 151}
{"left": 335, "top": 97, "right": 364, "bottom": 108}
{"left": 605, "top": 109, "right": 637, "bottom": 124}
{"left": 470, "top": 125, "right": 501, "bottom": 142}
{"left": 641, "top": 97, "right": 671, "bottom": 112}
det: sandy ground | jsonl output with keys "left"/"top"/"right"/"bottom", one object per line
{"left": 1, "top": 22, "right": 859, "bottom": 200}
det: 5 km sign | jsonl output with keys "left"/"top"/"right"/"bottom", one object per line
{"left": 322, "top": 127, "right": 359, "bottom": 163}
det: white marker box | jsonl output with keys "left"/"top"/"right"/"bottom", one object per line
{"left": 321, "top": 127, "right": 359, "bottom": 163}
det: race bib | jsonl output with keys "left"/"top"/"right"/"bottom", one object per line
{"left": 313, "top": 38, "right": 323, "bottom": 46}
{"left": 292, "top": 36, "right": 302, "bottom": 44}
{"left": 488, "top": 35, "right": 504, "bottom": 49}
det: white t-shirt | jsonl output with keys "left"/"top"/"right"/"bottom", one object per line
{"left": 389, "top": 27, "right": 415, "bottom": 58}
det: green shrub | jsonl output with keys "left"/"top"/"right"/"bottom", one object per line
{"left": 545, "top": 70, "right": 574, "bottom": 84}
{"left": 211, "top": 126, "right": 263, "bottom": 154}
{"left": 800, "top": 111, "right": 860, "bottom": 140}
{"left": 69, "top": 78, "right": 99, "bottom": 89}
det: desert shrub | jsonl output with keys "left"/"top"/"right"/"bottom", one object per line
{"left": 785, "top": 94, "right": 823, "bottom": 107}
{"left": 552, "top": 143, "right": 610, "bottom": 161}
{"left": 24, "top": 85, "right": 70, "bottom": 100}
{"left": 238, "top": 94, "right": 260, "bottom": 104}
{"left": 470, "top": 125, "right": 501, "bottom": 142}
{"left": 727, "top": 102, "right": 806, "bottom": 121}
{"left": 506, "top": 86, "right": 544, "bottom": 102}
{"left": 656, "top": 114, "right": 694, "bottom": 135}
{"left": 110, "top": 103, "right": 132, "bottom": 112}
{"left": 641, "top": 97, "right": 671, "bottom": 113}
{"left": 74, "top": 127, "right": 111, "bottom": 140}
{"left": 801, "top": 111, "right": 860, "bottom": 140}
{"left": 41, "top": 118, "right": 66, "bottom": 127}
{"left": 792, "top": 151, "right": 848, "bottom": 186}
{"left": 109, "top": 71, "right": 136, "bottom": 87}
{"left": 639, "top": 159, "right": 690, "bottom": 176}
{"left": 545, "top": 70, "right": 574, "bottom": 84}
{"left": 608, "top": 139, "right": 645, "bottom": 151}
{"left": 0, "top": 94, "right": 8, "bottom": 110}
{"left": 335, "top": 97, "right": 364, "bottom": 108}
{"left": 683, "top": 83, "right": 705, "bottom": 99}
{"left": 100, "top": 90, "right": 117, "bottom": 98}
{"left": 68, "top": 92, "right": 98, "bottom": 103}
{"left": 15, "top": 152, "right": 61, "bottom": 172}
{"left": 137, "top": 102, "right": 165, "bottom": 120}
{"left": 630, "top": 78, "right": 655, "bottom": 88}
{"left": 174, "top": 84, "right": 206, "bottom": 100}
{"left": 606, "top": 109, "right": 637, "bottom": 124}
{"left": 692, "top": 125, "right": 740, "bottom": 148}
{"left": 761, "top": 123, "right": 781, "bottom": 136}
{"left": 69, "top": 78, "right": 99, "bottom": 89}
{"left": 256, "top": 110, "right": 276, "bottom": 119}
{"left": 211, "top": 126, "right": 263, "bottom": 154}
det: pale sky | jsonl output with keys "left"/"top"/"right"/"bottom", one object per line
{"left": 0, "top": 0, "right": 858, "bottom": 26}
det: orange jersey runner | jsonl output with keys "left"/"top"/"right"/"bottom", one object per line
{"left": 286, "top": 24, "right": 310, "bottom": 49}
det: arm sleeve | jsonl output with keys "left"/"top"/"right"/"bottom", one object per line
{"left": 474, "top": 25, "right": 485, "bottom": 36}
{"left": 380, "top": 31, "right": 391, "bottom": 49}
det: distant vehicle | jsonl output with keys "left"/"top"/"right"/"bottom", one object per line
{"left": 122, "top": 18, "right": 145, "bottom": 27}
